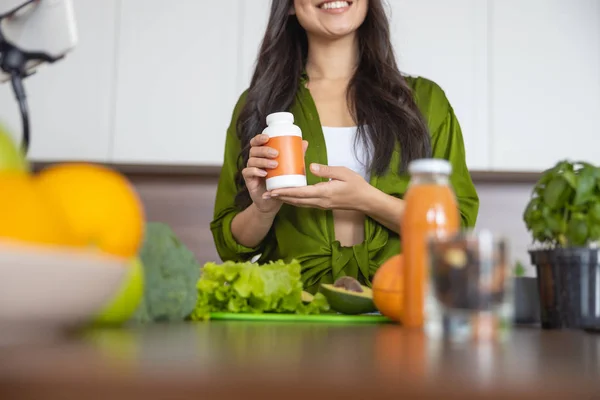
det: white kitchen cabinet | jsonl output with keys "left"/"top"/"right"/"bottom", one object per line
{"left": 489, "top": 0, "right": 600, "bottom": 171}
{"left": 386, "top": 0, "right": 491, "bottom": 170}
{"left": 0, "top": 0, "right": 118, "bottom": 162}
{"left": 110, "top": 0, "right": 241, "bottom": 165}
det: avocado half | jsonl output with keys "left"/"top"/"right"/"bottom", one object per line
{"left": 320, "top": 283, "right": 377, "bottom": 315}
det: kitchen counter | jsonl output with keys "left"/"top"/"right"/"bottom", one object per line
{"left": 0, "top": 322, "right": 598, "bottom": 399}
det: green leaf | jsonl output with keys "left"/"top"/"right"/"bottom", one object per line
{"left": 535, "top": 168, "right": 555, "bottom": 187}
{"left": 562, "top": 170, "right": 577, "bottom": 189}
{"left": 531, "top": 220, "right": 549, "bottom": 241}
{"left": 523, "top": 197, "right": 541, "bottom": 222}
{"left": 567, "top": 217, "right": 589, "bottom": 247}
{"left": 544, "top": 212, "right": 566, "bottom": 234}
{"left": 543, "top": 178, "right": 571, "bottom": 209}
{"left": 590, "top": 203, "right": 600, "bottom": 223}
{"left": 574, "top": 166, "right": 596, "bottom": 205}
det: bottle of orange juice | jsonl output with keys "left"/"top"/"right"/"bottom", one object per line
{"left": 401, "top": 159, "right": 460, "bottom": 328}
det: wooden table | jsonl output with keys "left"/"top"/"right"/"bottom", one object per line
{"left": 0, "top": 322, "right": 599, "bottom": 399}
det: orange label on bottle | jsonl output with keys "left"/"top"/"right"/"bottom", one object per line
{"left": 266, "top": 135, "right": 306, "bottom": 178}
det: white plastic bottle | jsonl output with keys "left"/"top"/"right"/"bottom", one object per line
{"left": 263, "top": 112, "right": 307, "bottom": 191}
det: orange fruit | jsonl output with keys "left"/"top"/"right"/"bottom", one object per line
{"left": 0, "top": 172, "right": 77, "bottom": 247}
{"left": 372, "top": 254, "right": 404, "bottom": 323}
{"left": 35, "top": 163, "right": 145, "bottom": 258}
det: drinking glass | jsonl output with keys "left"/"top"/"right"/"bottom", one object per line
{"left": 424, "top": 230, "right": 514, "bottom": 342}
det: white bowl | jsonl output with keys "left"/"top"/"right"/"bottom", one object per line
{"left": 0, "top": 239, "right": 127, "bottom": 344}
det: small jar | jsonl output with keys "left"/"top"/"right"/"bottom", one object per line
{"left": 263, "top": 112, "right": 307, "bottom": 191}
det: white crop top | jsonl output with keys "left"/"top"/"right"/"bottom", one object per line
{"left": 322, "top": 126, "right": 370, "bottom": 182}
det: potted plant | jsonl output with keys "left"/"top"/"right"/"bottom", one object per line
{"left": 523, "top": 160, "right": 600, "bottom": 331}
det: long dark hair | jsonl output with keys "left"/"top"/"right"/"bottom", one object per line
{"left": 234, "top": 0, "right": 431, "bottom": 209}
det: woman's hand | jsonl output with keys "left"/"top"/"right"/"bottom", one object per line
{"left": 242, "top": 133, "right": 308, "bottom": 215}
{"left": 265, "top": 164, "right": 372, "bottom": 211}
{"left": 266, "top": 163, "right": 405, "bottom": 234}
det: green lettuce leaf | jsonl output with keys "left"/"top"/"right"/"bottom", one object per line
{"left": 190, "top": 259, "right": 330, "bottom": 321}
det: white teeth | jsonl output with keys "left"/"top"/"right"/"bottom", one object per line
{"left": 320, "top": 1, "right": 350, "bottom": 10}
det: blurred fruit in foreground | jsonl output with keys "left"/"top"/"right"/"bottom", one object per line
{"left": 0, "top": 173, "right": 77, "bottom": 246}
{"left": 0, "top": 124, "right": 29, "bottom": 173}
{"left": 93, "top": 257, "right": 144, "bottom": 326}
{"left": 36, "top": 163, "right": 145, "bottom": 258}
{"left": 372, "top": 254, "right": 404, "bottom": 323}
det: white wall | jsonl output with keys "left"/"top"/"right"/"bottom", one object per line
{"left": 0, "top": 0, "right": 598, "bottom": 172}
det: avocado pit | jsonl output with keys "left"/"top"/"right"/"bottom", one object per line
{"left": 333, "top": 276, "right": 363, "bottom": 293}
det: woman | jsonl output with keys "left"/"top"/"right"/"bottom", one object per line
{"left": 212, "top": 0, "right": 479, "bottom": 293}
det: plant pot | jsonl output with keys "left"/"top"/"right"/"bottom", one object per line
{"left": 513, "top": 277, "right": 540, "bottom": 325}
{"left": 530, "top": 248, "right": 600, "bottom": 330}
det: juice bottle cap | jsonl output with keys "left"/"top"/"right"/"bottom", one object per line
{"left": 266, "top": 112, "right": 294, "bottom": 126}
{"left": 408, "top": 158, "right": 452, "bottom": 176}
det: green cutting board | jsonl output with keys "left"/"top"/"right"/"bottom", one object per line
{"left": 209, "top": 312, "right": 393, "bottom": 324}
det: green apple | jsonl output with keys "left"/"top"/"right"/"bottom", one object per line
{"left": 0, "top": 123, "right": 29, "bottom": 173}
{"left": 93, "top": 257, "right": 145, "bottom": 326}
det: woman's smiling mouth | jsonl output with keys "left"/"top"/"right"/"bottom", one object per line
{"left": 317, "top": 1, "right": 353, "bottom": 13}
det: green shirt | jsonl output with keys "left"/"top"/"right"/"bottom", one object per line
{"left": 211, "top": 75, "right": 479, "bottom": 293}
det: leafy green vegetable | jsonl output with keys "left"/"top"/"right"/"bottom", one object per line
{"left": 523, "top": 160, "right": 600, "bottom": 247}
{"left": 190, "top": 259, "right": 330, "bottom": 321}
{"left": 130, "top": 222, "right": 201, "bottom": 323}
{"left": 513, "top": 261, "right": 526, "bottom": 277}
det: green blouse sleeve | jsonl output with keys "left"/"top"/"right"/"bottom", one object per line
{"left": 429, "top": 97, "right": 480, "bottom": 228}
{"left": 210, "top": 91, "right": 274, "bottom": 261}
{"left": 408, "top": 76, "right": 480, "bottom": 228}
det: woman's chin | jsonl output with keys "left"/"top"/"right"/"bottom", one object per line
{"left": 315, "top": 24, "right": 359, "bottom": 40}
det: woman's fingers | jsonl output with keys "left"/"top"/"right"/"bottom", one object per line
{"left": 249, "top": 134, "right": 269, "bottom": 147}
{"left": 242, "top": 167, "right": 267, "bottom": 179}
{"left": 250, "top": 135, "right": 307, "bottom": 158}
{"left": 277, "top": 196, "right": 325, "bottom": 209}
{"left": 242, "top": 134, "right": 279, "bottom": 182}
{"left": 249, "top": 145, "right": 278, "bottom": 159}
{"left": 246, "top": 136, "right": 306, "bottom": 175}
{"left": 248, "top": 157, "right": 278, "bottom": 170}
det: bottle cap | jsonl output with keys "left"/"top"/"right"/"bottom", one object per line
{"left": 408, "top": 158, "right": 452, "bottom": 176}
{"left": 266, "top": 112, "right": 294, "bottom": 126}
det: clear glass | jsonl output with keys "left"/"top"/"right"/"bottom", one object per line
{"left": 424, "top": 230, "right": 514, "bottom": 343}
